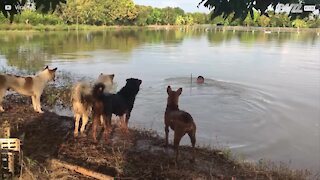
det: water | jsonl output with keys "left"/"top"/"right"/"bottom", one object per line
{"left": 0, "top": 29, "right": 319, "bottom": 172}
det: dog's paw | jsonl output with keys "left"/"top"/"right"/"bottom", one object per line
{"left": 37, "top": 109, "right": 44, "bottom": 113}
{"left": 0, "top": 107, "right": 5, "bottom": 112}
{"left": 80, "top": 133, "right": 87, "bottom": 138}
{"left": 74, "top": 132, "right": 79, "bottom": 138}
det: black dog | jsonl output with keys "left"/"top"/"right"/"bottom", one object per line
{"left": 91, "top": 78, "right": 142, "bottom": 142}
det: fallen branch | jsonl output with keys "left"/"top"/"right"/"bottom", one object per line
{"left": 49, "top": 159, "right": 114, "bottom": 180}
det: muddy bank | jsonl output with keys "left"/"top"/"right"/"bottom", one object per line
{"left": 0, "top": 92, "right": 313, "bottom": 179}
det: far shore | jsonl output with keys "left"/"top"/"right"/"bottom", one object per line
{"left": 0, "top": 23, "right": 319, "bottom": 33}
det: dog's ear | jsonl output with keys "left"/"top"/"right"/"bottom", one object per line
{"left": 138, "top": 79, "right": 142, "bottom": 85}
{"left": 52, "top": 67, "right": 57, "bottom": 71}
{"left": 177, "top": 88, "right": 182, "bottom": 95}
{"left": 44, "top": 65, "right": 48, "bottom": 70}
{"left": 167, "top": 86, "right": 171, "bottom": 94}
{"left": 110, "top": 74, "right": 115, "bottom": 80}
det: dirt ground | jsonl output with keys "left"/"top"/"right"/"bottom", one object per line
{"left": 0, "top": 93, "right": 312, "bottom": 180}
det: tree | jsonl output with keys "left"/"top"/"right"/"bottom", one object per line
{"left": 104, "top": 0, "right": 137, "bottom": 25}
{"left": 175, "top": 15, "right": 185, "bottom": 25}
{"left": 257, "top": 15, "right": 271, "bottom": 27}
{"left": 57, "top": 0, "right": 137, "bottom": 25}
{"left": 146, "top": 8, "right": 161, "bottom": 25}
{"left": 160, "top": 7, "right": 185, "bottom": 25}
{"left": 292, "top": 19, "right": 308, "bottom": 27}
{"left": 135, "top": 5, "right": 153, "bottom": 26}
{"left": 190, "top": 12, "right": 208, "bottom": 24}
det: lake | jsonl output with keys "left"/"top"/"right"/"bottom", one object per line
{"left": 0, "top": 28, "right": 319, "bottom": 172}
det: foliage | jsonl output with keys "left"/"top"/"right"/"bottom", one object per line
{"left": 292, "top": 19, "right": 308, "bottom": 28}
{"left": 135, "top": 5, "right": 153, "bottom": 26}
{"left": 57, "top": 0, "right": 133, "bottom": 25}
{"left": 257, "top": 15, "right": 271, "bottom": 27}
{"left": 307, "top": 18, "right": 320, "bottom": 28}
{"left": 0, "top": 12, "right": 9, "bottom": 24}
{"left": 191, "top": 12, "right": 208, "bottom": 24}
{"left": 14, "top": 10, "right": 62, "bottom": 25}
{"left": 160, "top": 7, "right": 185, "bottom": 25}
{"left": 269, "top": 13, "right": 291, "bottom": 27}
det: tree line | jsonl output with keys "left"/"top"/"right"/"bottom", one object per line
{"left": 0, "top": 0, "right": 319, "bottom": 28}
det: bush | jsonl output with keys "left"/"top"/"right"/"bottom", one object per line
{"left": 14, "top": 10, "right": 62, "bottom": 25}
{"left": 0, "top": 12, "right": 9, "bottom": 24}
{"left": 292, "top": 19, "right": 308, "bottom": 28}
{"left": 257, "top": 15, "right": 270, "bottom": 27}
{"left": 269, "top": 13, "right": 291, "bottom": 27}
{"left": 307, "top": 18, "right": 320, "bottom": 28}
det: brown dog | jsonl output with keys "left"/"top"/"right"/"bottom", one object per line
{"left": 165, "top": 86, "right": 196, "bottom": 163}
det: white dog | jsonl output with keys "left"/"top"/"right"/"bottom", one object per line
{"left": 71, "top": 73, "right": 115, "bottom": 137}
{"left": 0, "top": 66, "right": 57, "bottom": 113}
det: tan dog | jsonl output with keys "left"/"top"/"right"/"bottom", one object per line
{"left": 165, "top": 86, "right": 196, "bottom": 163}
{"left": 71, "top": 73, "right": 115, "bottom": 137}
{"left": 0, "top": 66, "right": 57, "bottom": 113}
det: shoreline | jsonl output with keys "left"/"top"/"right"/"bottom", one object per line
{"left": 0, "top": 23, "right": 319, "bottom": 33}
{"left": 0, "top": 86, "right": 316, "bottom": 179}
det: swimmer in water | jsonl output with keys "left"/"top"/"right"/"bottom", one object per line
{"left": 196, "top": 76, "right": 204, "bottom": 84}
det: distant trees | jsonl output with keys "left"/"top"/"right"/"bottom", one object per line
{"left": 58, "top": 0, "right": 137, "bottom": 25}
{"left": 133, "top": 7, "right": 207, "bottom": 25}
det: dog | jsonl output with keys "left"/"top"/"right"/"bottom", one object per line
{"left": 0, "top": 66, "right": 57, "bottom": 113}
{"left": 71, "top": 73, "right": 115, "bottom": 137}
{"left": 165, "top": 86, "right": 196, "bottom": 163}
{"left": 91, "top": 78, "right": 142, "bottom": 143}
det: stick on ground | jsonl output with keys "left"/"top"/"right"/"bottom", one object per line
{"left": 49, "top": 159, "right": 114, "bottom": 180}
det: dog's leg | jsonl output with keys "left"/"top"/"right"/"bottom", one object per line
{"left": 100, "top": 115, "right": 104, "bottom": 125}
{"left": 188, "top": 130, "right": 196, "bottom": 163}
{"left": 74, "top": 114, "right": 81, "bottom": 137}
{"left": 92, "top": 113, "right": 99, "bottom": 143}
{"left": 124, "top": 112, "right": 130, "bottom": 133}
{"left": 165, "top": 125, "right": 169, "bottom": 147}
{"left": 120, "top": 114, "right": 127, "bottom": 132}
{"left": 80, "top": 113, "right": 89, "bottom": 137}
{"left": 35, "top": 94, "right": 44, "bottom": 113}
{"left": 102, "top": 114, "right": 111, "bottom": 143}
{"left": 174, "top": 130, "right": 185, "bottom": 164}
{"left": 31, "top": 95, "right": 37, "bottom": 111}
{"left": 0, "top": 89, "right": 5, "bottom": 112}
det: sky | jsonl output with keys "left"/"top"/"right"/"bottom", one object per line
{"left": 133, "top": 0, "right": 210, "bottom": 13}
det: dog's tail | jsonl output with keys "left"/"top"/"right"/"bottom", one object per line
{"left": 71, "top": 82, "right": 91, "bottom": 104}
{"left": 92, "top": 83, "right": 105, "bottom": 99}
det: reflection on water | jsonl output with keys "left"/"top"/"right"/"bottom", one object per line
{"left": 0, "top": 29, "right": 319, "bottom": 172}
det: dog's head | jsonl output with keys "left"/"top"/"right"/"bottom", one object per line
{"left": 97, "top": 73, "right": 115, "bottom": 92}
{"left": 42, "top": 66, "right": 58, "bottom": 81}
{"left": 97, "top": 73, "right": 114, "bottom": 84}
{"left": 167, "top": 86, "right": 182, "bottom": 106}
{"left": 125, "top": 78, "right": 142, "bottom": 94}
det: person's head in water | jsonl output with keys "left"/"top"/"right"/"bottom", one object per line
{"left": 197, "top": 76, "right": 204, "bottom": 84}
